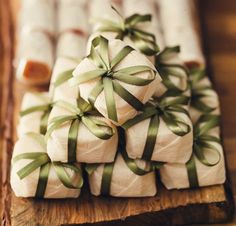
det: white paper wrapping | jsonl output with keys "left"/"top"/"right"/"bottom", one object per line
{"left": 123, "top": 0, "right": 165, "bottom": 50}
{"left": 56, "top": 33, "right": 87, "bottom": 59}
{"left": 89, "top": 0, "right": 122, "bottom": 32}
{"left": 47, "top": 102, "right": 118, "bottom": 163}
{"left": 17, "top": 92, "right": 51, "bottom": 137}
{"left": 126, "top": 110, "right": 193, "bottom": 163}
{"left": 19, "top": 0, "right": 56, "bottom": 35}
{"left": 73, "top": 38, "right": 162, "bottom": 125}
{"left": 190, "top": 76, "right": 220, "bottom": 123}
{"left": 11, "top": 134, "right": 81, "bottom": 198}
{"left": 160, "top": 127, "right": 226, "bottom": 189}
{"left": 57, "top": 0, "right": 88, "bottom": 34}
{"left": 16, "top": 31, "right": 54, "bottom": 85}
{"left": 49, "top": 57, "right": 80, "bottom": 101}
{"left": 89, "top": 153, "right": 157, "bottom": 197}
{"left": 157, "top": 0, "right": 205, "bottom": 67}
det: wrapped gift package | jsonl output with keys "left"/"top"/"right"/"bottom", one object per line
{"left": 88, "top": 153, "right": 157, "bottom": 197}
{"left": 16, "top": 31, "right": 54, "bottom": 85}
{"left": 160, "top": 116, "right": 225, "bottom": 189}
{"left": 56, "top": 0, "right": 88, "bottom": 59}
{"left": 157, "top": 0, "right": 205, "bottom": 68}
{"left": 124, "top": 98, "right": 193, "bottom": 163}
{"left": 72, "top": 37, "right": 162, "bottom": 125}
{"left": 18, "top": 92, "right": 52, "bottom": 137}
{"left": 89, "top": 0, "right": 122, "bottom": 32}
{"left": 16, "top": 0, "right": 56, "bottom": 85}
{"left": 49, "top": 57, "right": 80, "bottom": 101}
{"left": 11, "top": 133, "right": 83, "bottom": 198}
{"left": 123, "top": 0, "right": 165, "bottom": 51}
{"left": 18, "top": 0, "right": 56, "bottom": 35}
{"left": 57, "top": 0, "right": 88, "bottom": 35}
{"left": 47, "top": 100, "right": 118, "bottom": 163}
{"left": 56, "top": 33, "right": 87, "bottom": 60}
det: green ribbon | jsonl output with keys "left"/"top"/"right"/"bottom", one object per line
{"left": 53, "top": 69, "right": 74, "bottom": 88}
{"left": 95, "top": 7, "right": 159, "bottom": 55}
{"left": 186, "top": 114, "right": 221, "bottom": 187}
{"left": 20, "top": 103, "right": 53, "bottom": 135}
{"left": 85, "top": 128, "right": 164, "bottom": 196}
{"left": 70, "top": 36, "right": 157, "bottom": 122}
{"left": 12, "top": 133, "right": 83, "bottom": 198}
{"left": 46, "top": 98, "right": 115, "bottom": 163}
{"left": 122, "top": 95, "right": 191, "bottom": 161}
{"left": 155, "top": 46, "right": 189, "bottom": 96}
{"left": 190, "top": 67, "right": 216, "bottom": 113}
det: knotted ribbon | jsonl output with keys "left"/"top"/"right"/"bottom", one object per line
{"left": 12, "top": 133, "right": 83, "bottom": 198}
{"left": 186, "top": 114, "right": 221, "bottom": 187}
{"left": 85, "top": 128, "right": 163, "bottom": 196}
{"left": 95, "top": 7, "right": 159, "bottom": 55}
{"left": 122, "top": 95, "right": 191, "bottom": 161}
{"left": 155, "top": 46, "right": 189, "bottom": 96}
{"left": 46, "top": 98, "right": 115, "bottom": 162}
{"left": 190, "top": 67, "right": 216, "bottom": 113}
{"left": 20, "top": 97, "right": 53, "bottom": 135}
{"left": 70, "top": 36, "right": 157, "bottom": 122}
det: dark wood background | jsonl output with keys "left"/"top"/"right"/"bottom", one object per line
{"left": 199, "top": 0, "right": 236, "bottom": 225}
{"left": 0, "top": 0, "right": 236, "bottom": 225}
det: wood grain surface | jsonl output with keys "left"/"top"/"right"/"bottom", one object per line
{"left": 1, "top": 0, "right": 236, "bottom": 225}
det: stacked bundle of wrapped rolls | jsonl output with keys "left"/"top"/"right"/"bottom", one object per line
{"left": 11, "top": 0, "right": 225, "bottom": 199}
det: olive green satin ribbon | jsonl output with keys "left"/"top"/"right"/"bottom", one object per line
{"left": 155, "top": 46, "right": 189, "bottom": 96}
{"left": 122, "top": 95, "right": 191, "bottom": 161}
{"left": 12, "top": 134, "right": 83, "bottom": 198}
{"left": 20, "top": 103, "right": 53, "bottom": 135}
{"left": 54, "top": 69, "right": 74, "bottom": 88}
{"left": 186, "top": 114, "right": 221, "bottom": 188}
{"left": 95, "top": 7, "right": 159, "bottom": 55}
{"left": 85, "top": 128, "right": 164, "bottom": 196}
{"left": 70, "top": 36, "right": 156, "bottom": 122}
{"left": 190, "top": 67, "right": 216, "bottom": 113}
{"left": 46, "top": 98, "right": 115, "bottom": 163}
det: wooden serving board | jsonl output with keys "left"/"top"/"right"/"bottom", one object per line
{"left": 0, "top": 0, "right": 234, "bottom": 225}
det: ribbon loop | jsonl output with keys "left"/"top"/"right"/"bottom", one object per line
{"left": 186, "top": 114, "right": 222, "bottom": 188}
{"left": 95, "top": 8, "right": 159, "bottom": 55}
{"left": 190, "top": 68, "right": 216, "bottom": 113}
{"left": 155, "top": 46, "right": 189, "bottom": 96}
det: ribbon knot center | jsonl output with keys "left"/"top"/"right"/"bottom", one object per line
{"left": 104, "top": 70, "right": 113, "bottom": 78}
{"left": 77, "top": 112, "right": 84, "bottom": 118}
{"left": 156, "top": 105, "right": 165, "bottom": 115}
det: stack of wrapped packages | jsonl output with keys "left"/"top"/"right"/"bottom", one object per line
{"left": 11, "top": 0, "right": 226, "bottom": 199}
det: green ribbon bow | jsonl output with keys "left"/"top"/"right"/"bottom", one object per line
{"left": 85, "top": 128, "right": 163, "bottom": 196}
{"left": 70, "top": 36, "right": 157, "bottom": 122}
{"left": 46, "top": 98, "right": 115, "bottom": 163}
{"left": 20, "top": 101, "right": 53, "bottom": 135}
{"left": 190, "top": 67, "right": 216, "bottom": 113}
{"left": 95, "top": 7, "right": 159, "bottom": 55}
{"left": 12, "top": 133, "right": 83, "bottom": 198}
{"left": 155, "top": 46, "right": 189, "bottom": 96}
{"left": 186, "top": 114, "right": 221, "bottom": 188}
{"left": 122, "top": 95, "right": 191, "bottom": 161}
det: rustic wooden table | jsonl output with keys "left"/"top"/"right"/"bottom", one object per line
{"left": 1, "top": 0, "right": 236, "bottom": 225}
